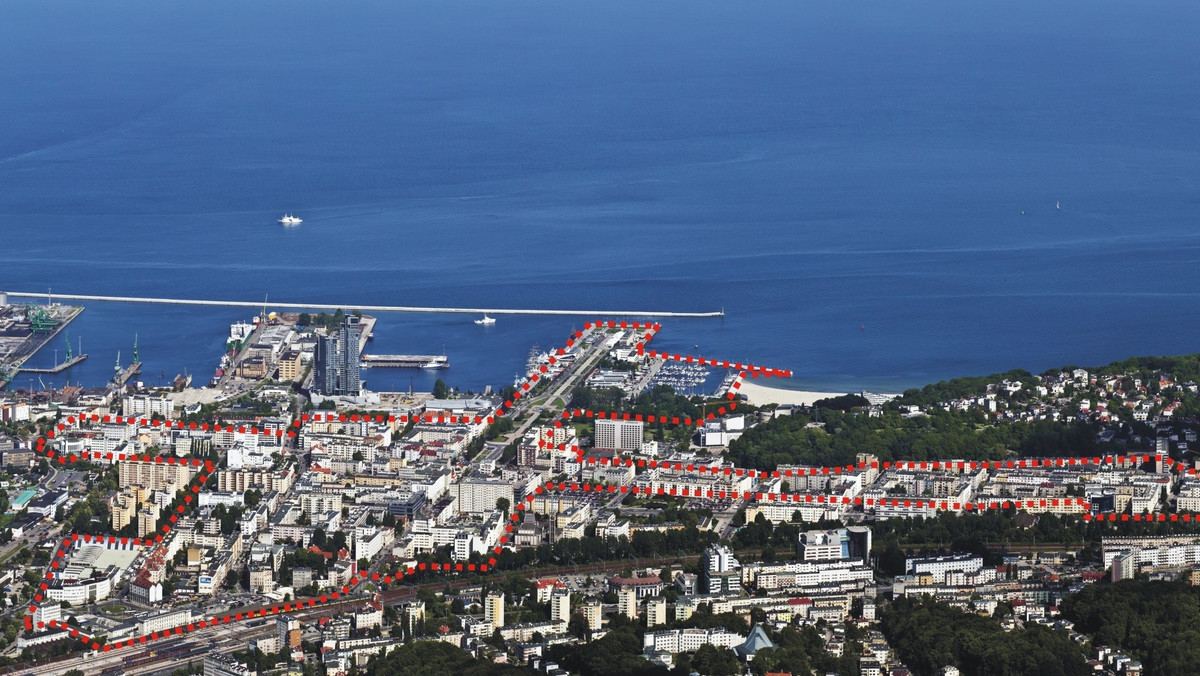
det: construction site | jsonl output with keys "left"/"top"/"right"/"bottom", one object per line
{"left": 0, "top": 292, "right": 87, "bottom": 390}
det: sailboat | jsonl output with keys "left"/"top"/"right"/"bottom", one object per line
{"left": 474, "top": 315, "right": 496, "bottom": 325}
{"left": 1055, "top": 201, "right": 1061, "bottom": 212}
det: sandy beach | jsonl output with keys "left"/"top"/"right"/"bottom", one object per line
{"left": 734, "top": 380, "right": 861, "bottom": 407}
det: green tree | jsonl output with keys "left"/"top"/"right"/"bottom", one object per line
{"left": 434, "top": 379, "right": 451, "bottom": 399}
{"left": 568, "top": 612, "right": 591, "bottom": 641}
{"left": 691, "top": 644, "right": 741, "bottom": 676}
{"left": 244, "top": 489, "right": 262, "bottom": 508}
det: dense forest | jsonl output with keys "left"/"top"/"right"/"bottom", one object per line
{"left": 726, "top": 407, "right": 1107, "bottom": 470}
{"left": 880, "top": 597, "right": 1090, "bottom": 676}
{"left": 1061, "top": 579, "right": 1200, "bottom": 675}
{"left": 544, "top": 621, "right": 854, "bottom": 676}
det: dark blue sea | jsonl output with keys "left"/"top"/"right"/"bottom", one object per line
{"left": 4, "top": 0, "right": 1200, "bottom": 395}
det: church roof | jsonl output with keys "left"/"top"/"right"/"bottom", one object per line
{"left": 735, "top": 624, "right": 776, "bottom": 657}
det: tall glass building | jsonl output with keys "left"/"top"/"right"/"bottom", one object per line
{"left": 314, "top": 315, "right": 362, "bottom": 396}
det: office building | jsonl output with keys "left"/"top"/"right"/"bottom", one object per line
{"left": 702, "top": 544, "right": 741, "bottom": 593}
{"left": 797, "top": 526, "right": 872, "bottom": 565}
{"left": 906, "top": 553, "right": 983, "bottom": 581}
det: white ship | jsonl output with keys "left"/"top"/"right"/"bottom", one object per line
{"left": 278, "top": 213, "right": 302, "bottom": 225}
{"left": 474, "top": 315, "right": 496, "bottom": 325}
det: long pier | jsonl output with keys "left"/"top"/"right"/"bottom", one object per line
{"left": 361, "top": 354, "right": 449, "bottom": 369}
{"left": 4, "top": 292, "right": 724, "bottom": 318}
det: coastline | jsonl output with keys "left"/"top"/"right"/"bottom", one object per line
{"left": 734, "top": 380, "right": 853, "bottom": 407}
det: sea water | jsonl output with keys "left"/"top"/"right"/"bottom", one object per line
{"left": 3, "top": 0, "right": 1200, "bottom": 395}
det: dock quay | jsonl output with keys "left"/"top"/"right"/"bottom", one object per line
{"left": 4, "top": 292, "right": 724, "bottom": 318}
{"left": 20, "top": 354, "right": 89, "bottom": 373}
{"left": 361, "top": 354, "right": 448, "bottom": 369}
{"left": 113, "top": 361, "right": 143, "bottom": 387}
{"left": 356, "top": 316, "right": 377, "bottom": 356}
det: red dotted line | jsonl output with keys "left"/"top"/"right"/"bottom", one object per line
{"left": 492, "top": 320, "right": 661, "bottom": 422}
{"left": 24, "top": 534, "right": 151, "bottom": 637}
{"left": 560, "top": 404, "right": 739, "bottom": 428}
{"left": 46, "top": 413, "right": 292, "bottom": 437}
{"left": 23, "top": 319, "right": 802, "bottom": 651}
{"left": 1084, "top": 513, "right": 1200, "bottom": 522}
{"left": 1160, "top": 456, "right": 1198, "bottom": 476}
{"left": 547, "top": 368, "right": 784, "bottom": 463}
{"left": 36, "top": 553, "right": 499, "bottom": 652}
{"left": 570, "top": 454, "right": 1165, "bottom": 476}
{"left": 24, "top": 462, "right": 215, "bottom": 634}
{"left": 510, "top": 479, "right": 1088, "bottom": 511}
{"left": 551, "top": 364, "right": 789, "bottom": 434}
{"left": 643, "top": 349, "right": 792, "bottom": 378}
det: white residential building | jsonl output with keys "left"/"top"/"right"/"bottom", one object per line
{"left": 594, "top": 419, "right": 644, "bottom": 451}
{"left": 643, "top": 627, "right": 745, "bottom": 654}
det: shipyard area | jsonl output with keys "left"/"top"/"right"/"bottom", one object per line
{"left": 0, "top": 295, "right": 86, "bottom": 390}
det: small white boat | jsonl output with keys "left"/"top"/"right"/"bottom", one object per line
{"left": 474, "top": 315, "right": 496, "bottom": 325}
{"left": 278, "top": 213, "right": 302, "bottom": 225}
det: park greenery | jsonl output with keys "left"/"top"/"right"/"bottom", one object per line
{"left": 295, "top": 309, "right": 362, "bottom": 332}
{"left": 364, "top": 635, "right": 529, "bottom": 675}
{"left": 489, "top": 526, "right": 718, "bottom": 571}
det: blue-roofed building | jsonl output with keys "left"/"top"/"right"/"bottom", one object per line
{"left": 733, "top": 624, "right": 776, "bottom": 661}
